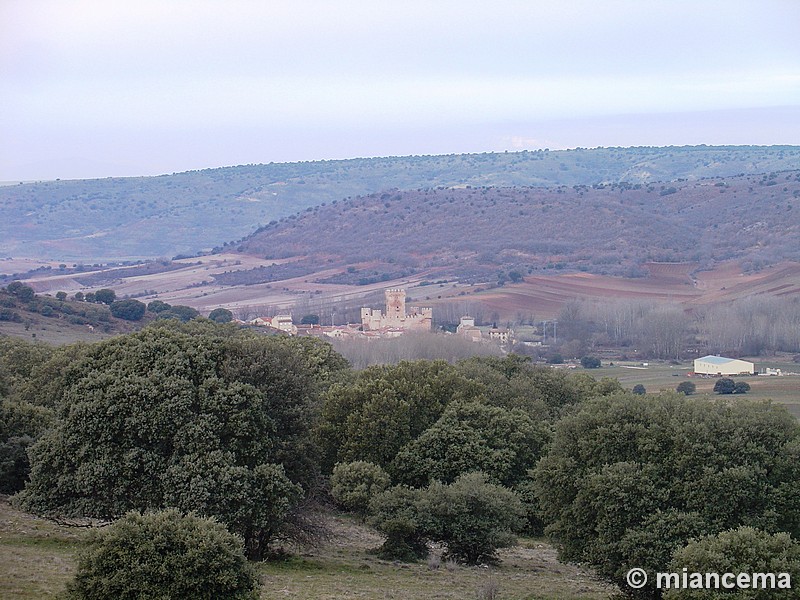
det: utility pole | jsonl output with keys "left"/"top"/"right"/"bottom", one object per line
{"left": 553, "top": 320, "right": 557, "bottom": 345}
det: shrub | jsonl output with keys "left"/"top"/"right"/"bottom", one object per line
{"left": 667, "top": 527, "right": 800, "bottom": 599}
{"left": 676, "top": 381, "right": 696, "bottom": 395}
{"left": 94, "top": 288, "right": 116, "bottom": 305}
{"left": 330, "top": 461, "right": 390, "bottom": 517}
{"left": 713, "top": 378, "right": 736, "bottom": 394}
{"left": 109, "top": 299, "right": 146, "bottom": 321}
{"left": 581, "top": 356, "right": 601, "bottom": 369}
{"left": 64, "top": 509, "right": 259, "bottom": 599}
{"left": 734, "top": 381, "right": 751, "bottom": 394}
{"left": 0, "top": 309, "right": 22, "bottom": 322}
{"left": 418, "top": 472, "right": 524, "bottom": 564}
{"left": 632, "top": 384, "right": 646, "bottom": 395}
{"left": 208, "top": 308, "right": 234, "bottom": 323}
{"left": 147, "top": 300, "right": 171, "bottom": 313}
{"left": 158, "top": 304, "right": 200, "bottom": 322}
{"left": 369, "top": 485, "right": 428, "bottom": 561}
{"left": 6, "top": 281, "right": 35, "bottom": 302}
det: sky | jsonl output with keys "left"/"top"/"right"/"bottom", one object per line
{"left": 2, "top": 0, "right": 799, "bottom": 181}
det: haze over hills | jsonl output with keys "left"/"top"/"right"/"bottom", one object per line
{"left": 2, "top": 145, "right": 800, "bottom": 262}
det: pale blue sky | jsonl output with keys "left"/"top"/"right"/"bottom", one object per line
{"left": 2, "top": 0, "right": 799, "bottom": 180}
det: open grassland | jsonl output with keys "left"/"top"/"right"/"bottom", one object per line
{"left": 0, "top": 497, "right": 83, "bottom": 599}
{"left": 589, "top": 359, "right": 800, "bottom": 418}
{"left": 0, "top": 500, "right": 616, "bottom": 600}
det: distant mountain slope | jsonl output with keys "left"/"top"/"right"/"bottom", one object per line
{"left": 2, "top": 145, "right": 799, "bottom": 261}
{"left": 236, "top": 170, "right": 800, "bottom": 279}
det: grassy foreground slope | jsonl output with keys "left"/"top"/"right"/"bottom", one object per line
{"left": 3, "top": 145, "right": 799, "bottom": 261}
{"left": 0, "top": 498, "right": 615, "bottom": 600}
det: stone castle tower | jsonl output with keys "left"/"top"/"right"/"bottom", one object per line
{"left": 360, "top": 288, "right": 432, "bottom": 332}
{"left": 384, "top": 288, "right": 406, "bottom": 325}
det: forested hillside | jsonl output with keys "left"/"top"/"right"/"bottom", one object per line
{"left": 3, "top": 145, "right": 799, "bottom": 261}
{"left": 237, "top": 170, "right": 800, "bottom": 280}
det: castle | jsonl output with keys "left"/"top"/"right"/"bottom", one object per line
{"left": 361, "top": 289, "right": 432, "bottom": 332}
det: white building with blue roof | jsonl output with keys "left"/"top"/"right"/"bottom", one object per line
{"left": 693, "top": 355, "right": 754, "bottom": 376}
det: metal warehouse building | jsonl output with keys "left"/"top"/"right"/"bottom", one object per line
{"left": 693, "top": 355, "right": 755, "bottom": 376}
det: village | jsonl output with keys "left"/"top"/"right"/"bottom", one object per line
{"left": 236, "top": 287, "right": 515, "bottom": 346}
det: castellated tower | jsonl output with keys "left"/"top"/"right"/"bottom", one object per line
{"left": 384, "top": 288, "right": 406, "bottom": 325}
{"left": 360, "top": 288, "right": 431, "bottom": 331}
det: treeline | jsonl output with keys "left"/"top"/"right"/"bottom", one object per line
{"left": 538, "top": 296, "right": 800, "bottom": 359}
{"left": 1, "top": 323, "right": 799, "bottom": 598}
{"left": 0, "top": 281, "right": 238, "bottom": 331}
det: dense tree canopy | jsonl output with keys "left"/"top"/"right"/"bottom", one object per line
{"left": 454, "top": 355, "right": 622, "bottom": 419}
{"left": 390, "top": 400, "right": 549, "bottom": 488}
{"left": 17, "top": 322, "right": 348, "bottom": 559}
{"left": 534, "top": 392, "right": 800, "bottom": 596}
{"left": 316, "top": 360, "right": 482, "bottom": 472}
{"left": 0, "top": 337, "right": 57, "bottom": 492}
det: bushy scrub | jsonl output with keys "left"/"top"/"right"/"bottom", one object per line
{"left": 667, "top": 527, "right": 800, "bottom": 600}
{"left": 535, "top": 392, "right": 800, "bottom": 594}
{"left": 64, "top": 509, "right": 259, "bottom": 600}
{"left": 368, "top": 472, "right": 525, "bottom": 565}
{"left": 330, "top": 461, "right": 391, "bottom": 518}
{"left": 369, "top": 485, "right": 428, "bottom": 561}
{"left": 418, "top": 472, "right": 524, "bottom": 564}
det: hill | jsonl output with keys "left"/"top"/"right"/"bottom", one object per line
{"left": 9, "top": 168, "right": 800, "bottom": 330}
{"left": 3, "top": 145, "right": 799, "bottom": 262}
{"left": 0, "top": 285, "right": 146, "bottom": 344}
{"left": 236, "top": 170, "right": 800, "bottom": 280}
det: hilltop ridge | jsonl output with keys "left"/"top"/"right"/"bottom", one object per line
{"left": 3, "top": 145, "right": 799, "bottom": 262}
{"left": 235, "top": 170, "right": 800, "bottom": 281}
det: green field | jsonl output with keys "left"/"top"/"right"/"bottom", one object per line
{"left": 589, "top": 359, "right": 800, "bottom": 419}
{"left": 0, "top": 499, "right": 616, "bottom": 600}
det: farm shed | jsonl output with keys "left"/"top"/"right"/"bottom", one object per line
{"left": 693, "top": 355, "right": 754, "bottom": 376}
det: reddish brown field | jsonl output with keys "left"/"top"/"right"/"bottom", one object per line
{"left": 422, "top": 262, "right": 800, "bottom": 320}
{"left": 16, "top": 257, "right": 800, "bottom": 321}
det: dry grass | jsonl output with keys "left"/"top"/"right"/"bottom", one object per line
{"left": 258, "top": 513, "right": 616, "bottom": 600}
{"left": 0, "top": 500, "right": 616, "bottom": 600}
{"left": 592, "top": 359, "right": 800, "bottom": 419}
{"left": 0, "top": 496, "right": 84, "bottom": 599}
